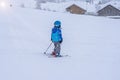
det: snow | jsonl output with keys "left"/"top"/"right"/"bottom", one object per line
{"left": 0, "top": 5, "right": 120, "bottom": 80}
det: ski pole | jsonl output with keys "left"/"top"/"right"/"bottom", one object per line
{"left": 44, "top": 42, "right": 52, "bottom": 54}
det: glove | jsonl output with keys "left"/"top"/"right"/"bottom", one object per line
{"left": 59, "top": 39, "right": 63, "bottom": 43}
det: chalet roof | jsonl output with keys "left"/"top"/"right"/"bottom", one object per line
{"left": 64, "top": 1, "right": 87, "bottom": 10}
{"left": 65, "top": 1, "right": 96, "bottom": 12}
{"left": 98, "top": 1, "right": 120, "bottom": 11}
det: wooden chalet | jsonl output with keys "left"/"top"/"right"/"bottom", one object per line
{"left": 66, "top": 4, "right": 86, "bottom": 14}
{"left": 97, "top": 5, "right": 120, "bottom": 16}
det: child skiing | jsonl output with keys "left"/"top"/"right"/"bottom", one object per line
{"left": 51, "top": 21, "right": 63, "bottom": 57}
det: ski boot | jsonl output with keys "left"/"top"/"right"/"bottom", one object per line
{"left": 51, "top": 51, "right": 56, "bottom": 57}
{"left": 56, "top": 53, "right": 62, "bottom": 57}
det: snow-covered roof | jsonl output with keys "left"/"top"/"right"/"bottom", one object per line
{"left": 98, "top": 1, "right": 120, "bottom": 11}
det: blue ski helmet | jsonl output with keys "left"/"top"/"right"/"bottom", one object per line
{"left": 54, "top": 21, "right": 61, "bottom": 27}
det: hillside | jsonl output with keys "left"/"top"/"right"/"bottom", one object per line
{"left": 0, "top": 7, "right": 120, "bottom": 80}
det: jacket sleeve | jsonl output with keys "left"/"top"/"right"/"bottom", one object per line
{"left": 51, "top": 29, "right": 53, "bottom": 41}
{"left": 59, "top": 29, "right": 63, "bottom": 43}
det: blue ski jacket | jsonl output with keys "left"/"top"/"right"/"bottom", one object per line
{"left": 51, "top": 27, "right": 62, "bottom": 42}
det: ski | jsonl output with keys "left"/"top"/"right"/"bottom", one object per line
{"left": 43, "top": 53, "right": 69, "bottom": 58}
{"left": 48, "top": 54, "right": 69, "bottom": 58}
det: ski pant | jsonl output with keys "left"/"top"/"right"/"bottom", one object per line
{"left": 53, "top": 42, "right": 61, "bottom": 55}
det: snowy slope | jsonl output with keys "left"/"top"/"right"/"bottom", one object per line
{"left": 0, "top": 7, "right": 120, "bottom": 80}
